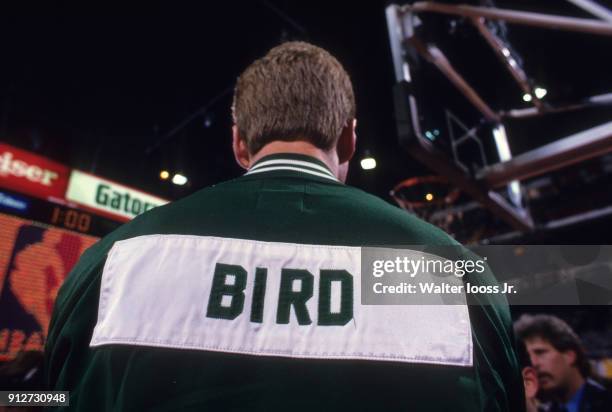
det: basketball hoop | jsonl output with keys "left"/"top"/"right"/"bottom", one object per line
{"left": 390, "top": 175, "right": 462, "bottom": 234}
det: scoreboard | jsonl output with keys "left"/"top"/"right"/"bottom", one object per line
{"left": 0, "top": 142, "right": 165, "bottom": 362}
{"left": 0, "top": 211, "right": 99, "bottom": 361}
{"left": 0, "top": 188, "right": 122, "bottom": 238}
{"left": 0, "top": 188, "right": 124, "bottom": 362}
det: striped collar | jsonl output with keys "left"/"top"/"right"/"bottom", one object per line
{"left": 244, "top": 153, "right": 340, "bottom": 182}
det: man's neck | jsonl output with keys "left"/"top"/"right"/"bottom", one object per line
{"left": 560, "top": 373, "right": 586, "bottom": 404}
{"left": 249, "top": 141, "right": 339, "bottom": 177}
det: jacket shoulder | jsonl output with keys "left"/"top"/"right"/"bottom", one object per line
{"left": 335, "top": 185, "right": 459, "bottom": 246}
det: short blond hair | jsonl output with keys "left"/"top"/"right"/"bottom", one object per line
{"left": 232, "top": 41, "right": 356, "bottom": 154}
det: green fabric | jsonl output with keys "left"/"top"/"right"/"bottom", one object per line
{"left": 45, "top": 153, "right": 524, "bottom": 411}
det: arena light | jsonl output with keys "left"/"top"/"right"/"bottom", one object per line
{"left": 425, "top": 193, "right": 434, "bottom": 202}
{"left": 172, "top": 174, "right": 188, "bottom": 186}
{"left": 522, "top": 93, "right": 533, "bottom": 102}
{"left": 360, "top": 153, "right": 376, "bottom": 170}
{"left": 534, "top": 87, "right": 547, "bottom": 99}
{"left": 160, "top": 170, "right": 170, "bottom": 180}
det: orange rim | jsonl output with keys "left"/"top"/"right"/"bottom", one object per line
{"left": 391, "top": 175, "right": 460, "bottom": 209}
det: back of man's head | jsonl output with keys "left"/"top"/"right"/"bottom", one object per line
{"left": 232, "top": 41, "right": 356, "bottom": 155}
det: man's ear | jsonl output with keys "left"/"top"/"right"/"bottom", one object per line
{"left": 562, "top": 350, "right": 577, "bottom": 368}
{"left": 232, "top": 125, "right": 250, "bottom": 170}
{"left": 336, "top": 118, "right": 357, "bottom": 164}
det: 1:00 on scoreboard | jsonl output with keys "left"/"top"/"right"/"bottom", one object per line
{"left": 50, "top": 206, "right": 91, "bottom": 233}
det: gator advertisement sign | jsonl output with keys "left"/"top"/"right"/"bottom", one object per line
{"left": 0, "top": 212, "right": 97, "bottom": 361}
{"left": 66, "top": 169, "right": 168, "bottom": 221}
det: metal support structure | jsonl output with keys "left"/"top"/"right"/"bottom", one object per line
{"left": 479, "top": 121, "right": 612, "bottom": 187}
{"left": 446, "top": 110, "right": 488, "bottom": 174}
{"left": 386, "top": 5, "right": 425, "bottom": 139}
{"left": 483, "top": 205, "right": 612, "bottom": 244}
{"left": 470, "top": 17, "right": 544, "bottom": 111}
{"left": 405, "top": 2, "right": 612, "bottom": 36}
{"left": 565, "top": 0, "right": 612, "bottom": 23}
{"left": 408, "top": 38, "right": 501, "bottom": 122}
{"left": 386, "top": 5, "right": 412, "bottom": 83}
{"left": 386, "top": 5, "right": 533, "bottom": 232}
{"left": 492, "top": 124, "right": 523, "bottom": 208}
{"left": 501, "top": 93, "right": 612, "bottom": 119}
{"left": 545, "top": 204, "right": 612, "bottom": 230}
{"left": 397, "top": 2, "right": 612, "bottom": 121}
{"left": 397, "top": 118, "right": 534, "bottom": 231}
{"left": 386, "top": 3, "right": 612, "bottom": 234}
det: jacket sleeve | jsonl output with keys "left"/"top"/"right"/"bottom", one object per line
{"left": 464, "top": 250, "right": 526, "bottom": 412}
{"left": 44, "top": 238, "right": 109, "bottom": 392}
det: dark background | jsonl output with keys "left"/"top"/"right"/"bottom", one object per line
{"left": 0, "top": 0, "right": 611, "bottom": 242}
{"left": 0, "top": 0, "right": 611, "bottom": 384}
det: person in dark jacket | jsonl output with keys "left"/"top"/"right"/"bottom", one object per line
{"left": 46, "top": 41, "right": 523, "bottom": 411}
{"left": 515, "top": 314, "right": 612, "bottom": 412}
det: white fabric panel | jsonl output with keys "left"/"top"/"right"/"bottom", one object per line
{"left": 91, "top": 235, "right": 472, "bottom": 366}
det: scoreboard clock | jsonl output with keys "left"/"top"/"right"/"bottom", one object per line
{"left": 50, "top": 206, "right": 94, "bottom": 233}
{"left": 0, "top": 188, "right": 121, "bottom": 237}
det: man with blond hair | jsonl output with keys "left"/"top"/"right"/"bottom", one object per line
{"left": 46, "top": 41, "right": 522, "bottom": 411}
